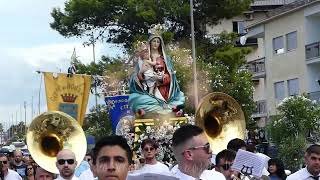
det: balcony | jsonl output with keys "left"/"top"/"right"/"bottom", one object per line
{"left": 306, "top": 41, "right": 320, "bottom": 62}
{"left": 252, "top": 100, "right": 267, "bottom": 118}
{"left": 247, "top": 57, "right": 266, "bottom": 79}
{"left": 308, "top": 91, "right": 320, "bottom": 102}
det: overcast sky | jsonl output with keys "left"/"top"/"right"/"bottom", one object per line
{"left": 0, "top": 0, "right": 123, "bottom": 130}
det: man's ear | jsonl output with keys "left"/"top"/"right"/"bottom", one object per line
{"left": 91, "top": 164, "right": 97, "bottom": 177}
{"left": 183, "top": 150, "right": 193, "bottom": 161}
{"left": 304, "top": 152, "right": 308, "bottom": 163}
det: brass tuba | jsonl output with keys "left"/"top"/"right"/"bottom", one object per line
{"left": 195, "top": 92, "right": 246, "bottom": 154}
{"left": 26, "top": 111, "right": 87, "bottom": 174}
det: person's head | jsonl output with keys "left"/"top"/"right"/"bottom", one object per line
{"left": 227, "top": 138, "right": 246, "bottom": 152}
{"left": 0, "top": 154, "right": 9, "bottom": 172}
{"left": 149, "top": 37, "right": 162, "bottom": 53}
{"left": 14, "top": 150, "right": 23, "bottom": 163}
{"left": 84, "top": 153, "right": 92, "bottom": 164}
{"left": 55, "top": 149, "right": 77, "bottom": 179}
{"left": 215, "top": 149, "right": 237, "bottom": 180}
{"left": 25, "top": 163, "right": 36, "bottom": 177}
{"left": 141, "top": 139, "right": 158, "bottom": 161}
{"left": 172, "top": 125, "right": 212, "bottom": 174}
{"left": 268, "top": 158, "right": 286, "bottom": 178}
{"left": 35, "top": 166, "right": 54, "bottom": 180}
{"left": 92, "top": 135, "right": 132, "bottom": 180}
{"left": 140, "top": 49, "right": 149, "bottom": 60}
{"left": 305, "top": 144, "right": 320, "bottom": 176}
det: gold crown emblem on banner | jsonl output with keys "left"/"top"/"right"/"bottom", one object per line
{"left": 61, "top": 93, "right": 77, "bottom": 103}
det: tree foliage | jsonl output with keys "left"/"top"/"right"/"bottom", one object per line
{"left": 51, "top": 0, "right": 252, "bottom": 49}
{"left": 267, "top": 95, "right": 320, "bottom": 171}
{"left": 82, "top": 104, "right": 113, "bottom": 139}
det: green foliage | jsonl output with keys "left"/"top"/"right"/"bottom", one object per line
{"left": 267, "top": 95, "right": 320, "bottom": 171}
{"left": 83, "top": 104, "right": 113, "bottom": 139}
{"left": 50, "top": 0, "right": 252, "bottom": 49}
{"left": 194, "top": 32, "right": 255, "bottom": 123}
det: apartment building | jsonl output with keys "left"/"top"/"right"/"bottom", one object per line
{"left": 206, "top": 0, "right": 299, "bottom": 127}
{"left": 246, "top": 0, "right": 320, "bottom": 122}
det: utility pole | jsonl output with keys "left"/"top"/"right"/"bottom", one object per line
{"left": 91, "top": 32, "right": 99, "bottom": 113}
{"left": 190, "top": 0, "right": 199, "bottom": 109}
{"left": 31, "top": 95, "right": 34, "bottom": 120}
{"left": 24, "top": 101, "right": 27, "bottom": 134}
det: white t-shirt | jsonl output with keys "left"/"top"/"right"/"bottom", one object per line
{"left": 200, "top": 170, "right": 226, "bottom": 180}
{"left": 4, "top": 169, "right": 22, "bottom": 180}
{"left": 79, "top": 168, "right": 97, "bottom": 180}
{"left": 54, "top": 174, "right": 80, "bottom": 180}
{"left": 135, "top": 162, "right": 170, "bottom": 175}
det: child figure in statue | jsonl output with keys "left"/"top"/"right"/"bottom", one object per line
{"left": 138, "top": 49, "right": 158, "bottom": 95}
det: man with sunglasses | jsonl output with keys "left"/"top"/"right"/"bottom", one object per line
{"left": 134, "top": 138, "right": 170, "bottom": 175}
{"left": 0, "top": 154, "right": 22, "bottom": 180}
{"left": 171, "top": 125, "right": 224, "bottom": 180}
{"left": 215, "top": 149, "right": 238, "bottom": 180}
{"left": 55, "top": 149, "right": 79, "bottom": 180}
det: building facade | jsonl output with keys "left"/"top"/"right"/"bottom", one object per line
{"left": 246, "top": 0, "right": 320, "bottom": 122}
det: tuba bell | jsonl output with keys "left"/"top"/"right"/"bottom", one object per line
{"left": 26, "top": 111, "right": 87, "bottom": 174}
{"left": 195, "top": 92, "right": 246, "bottom": 154}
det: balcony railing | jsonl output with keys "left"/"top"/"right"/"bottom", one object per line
{"left": 308, "top": 91, "right": 320, "bottom": 102}
{"left": 247, "top": 57, "right": 266, "bottom": 78}
{"left": 306, "top": 41, "right": 320, "bottom": 60}
{"left": 252, "top": 100, "right": 267, "bottom": 117}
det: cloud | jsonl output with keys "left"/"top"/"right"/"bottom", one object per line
{"left": 6, "top": 42, "right": 105, "bottom": 68}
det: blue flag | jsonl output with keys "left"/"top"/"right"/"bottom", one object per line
{"left": 105, "top": 95, "right": 131, "bottom": 133}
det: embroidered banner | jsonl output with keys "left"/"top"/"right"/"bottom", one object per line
{"left": 105, "top": 95, "right": 131, "bottom": 133}
{"left": 43, "top": 72, "right": 91, "bottom": 126}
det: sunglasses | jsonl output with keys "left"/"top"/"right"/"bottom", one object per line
{"left": 143, "top": 147, "right": 155, "bottom": 152}
{"left": 27, "top": 167, "right": 33, "bottom": 170}
{"left": 57, "top": 159, "right": 75, "bottom": 165}
{"left": 0, "top": 161, "right": 7, "bottom": 165}
{"left": 186, "top": 143, "right": 211, "bottom": 154}
{"left": 220, "top": 163, "right": 233, "bottom": 171}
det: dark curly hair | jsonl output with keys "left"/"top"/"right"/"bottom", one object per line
{"left": 268, "top": 158, "right": 287, "bottom": 180}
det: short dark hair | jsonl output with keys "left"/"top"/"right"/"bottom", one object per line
{"left": 306, "top": 144, "right": 320, "bottom": 155}
{"left": 92, "top": 135, "right": 132, "bottom": 165}
{"left": 216, "top": 149, "right": 236, "bottom": 165}
{"left": 141, "top": 139, "right": 158, "bottom": 149}
{"left": 227, "top": 138, "right": 246, "bottom": 152}
{"left": 172, "top": 125, "right": 204, "bottom": 147}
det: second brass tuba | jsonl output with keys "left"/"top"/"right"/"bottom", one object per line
{"left": 195, "top": 92, "right": 246, "bottom": 154}
{"left": 26, "top": 111, "right": 87, "bottom": 174}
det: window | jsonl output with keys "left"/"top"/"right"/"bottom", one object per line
{"left": 274, "top": 81, "right": 285, "bottom": 100}
{"left": 273, "top": 36, "right": 284, "bottom": 54}
{"left": 288, "top": 78, "right": 299, "bottom": 96}
{"left": 232, "top": 21, "right": 246, "bottom": 35}
{"left": 286, "top": 31, "right": 297, "bottom": 51}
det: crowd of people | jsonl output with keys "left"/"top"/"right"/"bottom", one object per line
{"left": 0, "top": 124, "right": 319, "bottom": 180}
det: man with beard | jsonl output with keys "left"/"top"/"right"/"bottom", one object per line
{"left": 287, "top": 144, "right": 320, "bottom": 180}
{"left": 135, "top": 139, "right": 169, "bottom": 174}
{"left": 12, "top": 150, "right": 27, "bottom": 178}
{"left": 171, "top": 125, "right": 225, "bottom": 180}
{"left": 55, "top": 149, "right": 79, "bottom": 180}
